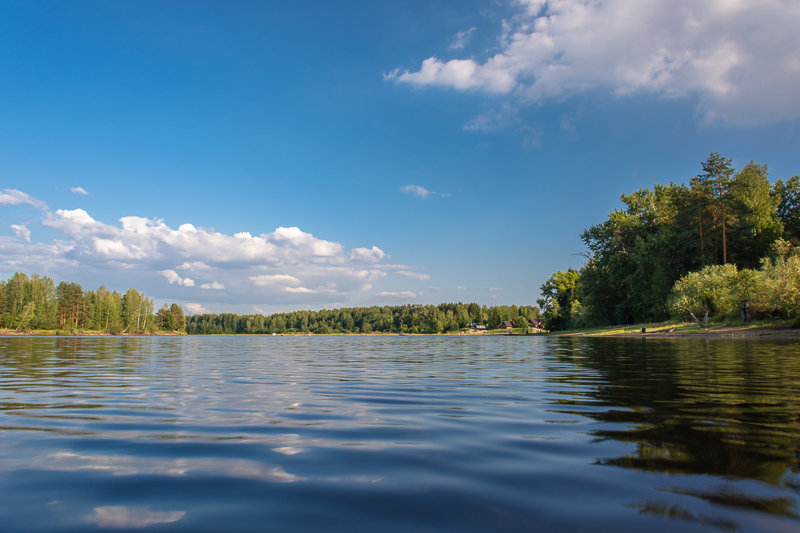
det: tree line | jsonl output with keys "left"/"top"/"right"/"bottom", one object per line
{"left": 0, "top": 272, "right": 185, "bottom": 333}
{"left": 538, "top": 153, "right": 800, "bottom": 330}
{"left": 186, "top": 304, "right": 540, "bottom": 335}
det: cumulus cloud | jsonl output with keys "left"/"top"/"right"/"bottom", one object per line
{"left": 10, "top": 224, "right": 31, "bottom": 242}
{"left": 184, "top": 303, "right": 209, "bottom": 315}
{"left": 70, "top": 186, "right": 88, "bottom": 196}
{"left": 160, "top": 270, "right": 195, "bottom": 287}
{"left": 0, "top": 189, "right": 47, "bottom": 210}
{"left": 388, "top": 0, "right": 800, "bottom": 124}
{"left": 349, "top": 246, "right": 386, "bottom": 263}
{"left": 0, "top": 197, "right": 405, "bottom": 309}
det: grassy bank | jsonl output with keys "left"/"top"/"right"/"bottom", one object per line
{"left": 0, "top": 329, "right": 187, "bottom": 336}
{"left": 547, "top": 318, "right": 799, "bottom": 338}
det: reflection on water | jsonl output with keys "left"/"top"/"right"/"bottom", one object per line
{"left": 1, "top": 335, "right": 799, "bottom": 532}
{"left": 85, "top": 506, "right": 186, "bottom": 528}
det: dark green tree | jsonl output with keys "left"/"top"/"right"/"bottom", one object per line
{"left": 774, "top": 175, "right": 800, "bottom": 243}
{"left": 696, "top": 152, "right": 735, "bottom": 264}
{"left": 538, "top": 269, "right": 580, "bottom": 330}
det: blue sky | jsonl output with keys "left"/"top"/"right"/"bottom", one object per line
{"left": 2, "top": 0, "right": 799, "bottom": 314}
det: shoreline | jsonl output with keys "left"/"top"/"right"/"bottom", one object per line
{"left": 548, "top": 323, "right": 800, "bottom": 339}
{"left": 3, "top": 324, "right": 799, "bottom": 339}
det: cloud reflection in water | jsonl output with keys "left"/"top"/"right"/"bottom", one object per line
{"left": 84, "top": 506, "right": 186, "bottom": 528}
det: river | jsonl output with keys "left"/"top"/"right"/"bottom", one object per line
{"left": 1, "top": 335, "right": 798, "bottom": 532}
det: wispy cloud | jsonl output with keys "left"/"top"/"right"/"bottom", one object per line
{"left": 388, "top": 0, "right": 800, "bottom": 124}
{"left": 395, "top": 270, "right": 430, "bottom": 281}
{"left": 85, "top": 506, "right": 185, "bottom": 529}
{"left": 70, "top": 186, "right": 88, "bottom": 196}
{"left": 10, "top": 224, "right": 31, "bottom": 242}
{"left": 400, "top": 185, "right": 450, "bottom": 199}
{"left": 400, "top": 185, "right": 432, "bottom": 199}
{"left": 449, "top": 27, "right": 476, "bottom": 50}
{"left": 376, "top": 290, "right": 417, "bottom": 300}
{"left": 0, "top": 189, "right": 47, "bottom": 210}
{"left": 200, "top": 281, "right": 224, "bottom": 290}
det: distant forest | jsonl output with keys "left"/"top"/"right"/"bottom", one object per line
{"left": 0, "top": 271, "right": 540, "bottom": 335}
{"left": 538, "top": 153, "right": 800, "bottom": 330}
{"left": 0, "top": 272, "right": 184, "bottom": 333}
{"left": 185, "top": 304, "right": 540, "bottom": 335}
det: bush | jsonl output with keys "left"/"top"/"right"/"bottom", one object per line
{"left": 669, "top": 245, "right": 800, "bottom": 323}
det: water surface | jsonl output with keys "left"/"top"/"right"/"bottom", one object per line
{"left": 1, "top": 335, "right": 799, "bottom": 532}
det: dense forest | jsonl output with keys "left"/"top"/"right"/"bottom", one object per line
{"left": 0, "top": 271, "right": 540, "bottom": 335}
{"left": 0, "top": 272, "right": 185, "bottom": 333}
{"left": 186, "top": 304, "right": 540, "bottom": 335}
{"left": 538, "top": 153, "right": 800, "bottom": 330}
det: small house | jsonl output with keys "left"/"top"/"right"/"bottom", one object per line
{"left": 500, "top": 320, "right": 514, "bottom": 330}
{"left": 529, "top": 318, "right": 545, "bottom": 329}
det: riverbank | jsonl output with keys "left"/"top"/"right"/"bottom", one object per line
{"left": 548, "top": 319, "right": 800, "bottom": 339}
{"left": 0, "top": 329, "right": 187, "bottom": 336}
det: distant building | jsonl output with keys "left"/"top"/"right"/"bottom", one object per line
{"left": 500, "top": 320, "right": 514, "bottom": 329}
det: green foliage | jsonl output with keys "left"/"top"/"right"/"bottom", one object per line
{"left": 0, "top": 272, "right": 179, "bottom": 334}
{"left": 774, "top": 175, "right": 800, "bottom": 243}
{"left": 668, "top": 264, "right": 740, "bottom": 321}
{"left": 668, "top": 246, "right": 800, "bottom": 322}
{"left": 185, "top": 303, "right": 540, "bottom": 335}
{"left": 547, "top": 153, "right": 798, "bottom": 329}
{"left": 537, "top": 269, "right": 580, "bottom": 330}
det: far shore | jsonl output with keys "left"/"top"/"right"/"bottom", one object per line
{"left": 0, "top": 329, "right": 187, "bottom": 337}
{"left": 3, "top": 321, "right": 798, "bottom": 339}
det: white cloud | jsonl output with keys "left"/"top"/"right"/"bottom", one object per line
{"left": 0, "top": 189, "right": 47, "bottom": 210}
{"left": 489, "top": 286, "right": 503, "bottom": 291}
{"left": 395, "top": 270, "right": 430, "bottom": 281}
{"left": 349, "top": 246, "right": 386, "bottom": 263}
{"left": 376, "top": 291, "right": 417, "bottom": 300}
{"left": 388, "top": 0, "right": 800, "bottom": 124}
{"left": 10, "top": 224, "right": 31, "bottom": 242}
{"left": 284, "top": 286, "right": 316, "bottom": 294}
{"left": 400, "top": 185, "right": 451, "bottom": 199}
{"left": 0, "top": 196, "right": 404, "bottom": 310}
{"left": 160, "top": 270, "right": 195, "bottom": 287}
{"left": 400, "top": 185, "right": 431, "bottom": 199}
{"left": 450, "top": 27, "right": 476, "bottom": 50}
{"left": 177, "top": 261, "right": 211, "bottom": 271}
{"left": 70, "top": 186, "right": 88, "bottom": 196}
{"left": 249, "top": 274, "right": 302, "bottom": 286}
{"left": 184, "top": 303, "right": 210, "bottom": 314}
